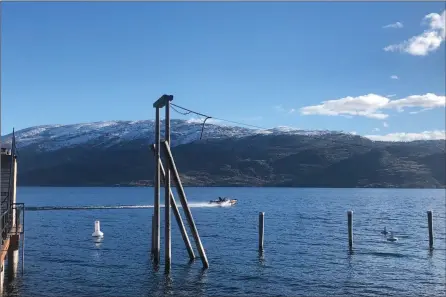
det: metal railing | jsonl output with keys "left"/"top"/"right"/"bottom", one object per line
{"left": 1, "top": 206, "right": 12, "bottom": 243}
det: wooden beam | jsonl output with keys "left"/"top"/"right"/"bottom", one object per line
{"left": 153, "top": 95, "right": 173, "bottom": 109}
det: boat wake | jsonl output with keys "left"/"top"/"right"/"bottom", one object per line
{"left": 25, "top": 202, "right": 231, "bottom": 211}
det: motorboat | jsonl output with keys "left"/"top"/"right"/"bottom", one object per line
{"left": 209, "top": 197, "right": 237, "bottom": 206}
{"left": 386, "top": 231, "right": 398, "bottom": 242}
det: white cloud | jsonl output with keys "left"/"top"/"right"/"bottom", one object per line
{"left": 390, "top": 75, "right": 399, "bottom": 80}
{"left": 300, "top": 94, "right": 390, "bottom": 119}
{"left": 425, "top": 11, "right": 446, "bottom": 36}
{"left": 386, "top": 93, "right": 445, "bottom": 109}
{"left": 365, "top": 130, "right": 446, "bottom": 142}
{"left": 383, "top": 122, "right": 389, "bottom": 128}
{"left": 383, "top": 22, "right": 404, "bottom": 29}
{"left": 387, "top": 94, "right": 397, "bottom": 98}
{"left": 384, "top": 10, "right": 445, "bottom": 56}
{"left": 299, "top": 93, "right": 445, "bottom": 120}
{"left": 373, "top": 128, "right": 380, "bottom": 132}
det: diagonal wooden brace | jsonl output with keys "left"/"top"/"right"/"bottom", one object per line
{"left": 161, "top": 140, "right": 209, "bottom": 269}
{"left": 151, "top": 144, "right": 195, "bottom": 260}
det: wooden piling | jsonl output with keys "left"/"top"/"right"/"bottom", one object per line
{"left": 21, "top": 232, "right": 24, "bottom": 275}
{"left": 151, "top": 214, "right": 155, "bottom": 255}
{"left": 7, "top": 235, "right": 19, "bottom": 280}
{"left": 162, "top": 140, "right": 209, "bottom": 269}
{"left": 259, "top": 212, "right": 264, "bottom": 252}
{"left": 347, "top": 210, "right": 353, "bottom": 249}
{"left": 153, "top": 107, "right": 161, "bottom": 264}
{"left": 164, "top": 100, "right": 172, "bottom": 273}
{"left": 427, "top": 210, "right": 434, "bottom": 249}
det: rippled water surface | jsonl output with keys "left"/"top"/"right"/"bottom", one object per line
{"left": 5, "top": 187, "right": 446, "bottom": 297}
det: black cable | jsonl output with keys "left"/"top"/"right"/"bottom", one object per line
{"left": 170, "top": 103, "right": 369, "bottom": 148}
{"left": 171, "top": 103, "right": 210, "bottom": 118}
{"left": 171, "top": 104, "right": 192, "bottom": 116}
{"left": 169, "top": 102, "right": 445, "bottom": 151}
{"left": 211, "top": 117, "right": 267, "bottom": 130}
{"left": 171, "top": 103, "right": 268, "bottom": 130}
{"left": 200, "top": 117, "right": 212, "bottom": 140}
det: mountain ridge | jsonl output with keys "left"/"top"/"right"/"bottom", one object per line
{"left": 1, "top": 120, "right": 355, "bottom": 152}
{"left": 2, "top": 120, "right": 444, "bottom": 188}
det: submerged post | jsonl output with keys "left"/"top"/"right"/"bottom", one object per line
{"left": 21, "top": 203, "right": 25, "bottom": 275}
{"left": 259, "top": 212, "right": 264, "bottom": 252}
{"left": 162, "top": 140, "right": 209, "bottom": 269}
{"left": 427, "top": 210, "right": 434, "bottom": 250}
{"left": 7, "top": 235, "right": 19, "bottom": 280}
{"left": 347, "top": 210, "right": 353, "bottom": 249}
{"left": 151, "top": 214, "right": 155, "bottom": 255}
{"left": 151, "top": 144, "right": 195, "bottom": 260}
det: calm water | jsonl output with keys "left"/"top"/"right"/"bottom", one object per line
{"left": 5, "top": 187, "right": 446, "bottom": 297}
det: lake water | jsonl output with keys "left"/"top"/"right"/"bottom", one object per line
{"left": 5, "top": 187, "right": 446, "bottom": 297}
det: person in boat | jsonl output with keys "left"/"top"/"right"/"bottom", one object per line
{"left": 219, "top": 197, "right": 224, "bottom": 202}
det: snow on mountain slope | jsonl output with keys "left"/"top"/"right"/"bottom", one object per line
{"left": 1, "top": 119, "right": 337, "bottom": 152}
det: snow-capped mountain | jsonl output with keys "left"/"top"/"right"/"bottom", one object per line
{"left": 1, "top": 119, "right": 338, "bottom": 152}
{"left": 3, "top": 119, "right": 444, "bottom": 188}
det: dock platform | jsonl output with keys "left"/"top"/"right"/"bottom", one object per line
{"left": 1, "top": 134, "right": 25, "bottom": 294}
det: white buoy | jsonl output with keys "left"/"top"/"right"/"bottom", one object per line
{"left": 92, "top": 220, "right": 104, "bottom": 237}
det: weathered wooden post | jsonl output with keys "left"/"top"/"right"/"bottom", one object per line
{"left": 152, "top": 94, "right": 174, "bottom": 269}
{"left": 259, "top": 212, "right": 264, "bottom": 252}
{"left": 151, "top": 145, "right": 195, "bottom": 260}
{"left": 152, "top": 106, "right": 161, "bottom": 264}
{"left": 162, "top": 140, "right": 209, "bottom": 269}
{"left": 164, "top": 99, "right": 172, "bottom": 273}
{"left": 347, "top": 210, "right": 353, "bottom": 249}
{"left": 427, "top": 210, "right": 434, "bottom": 250}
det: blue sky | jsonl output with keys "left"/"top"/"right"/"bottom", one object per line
{"left": 1, "top": 2, "right": 445, "bottom": 140}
